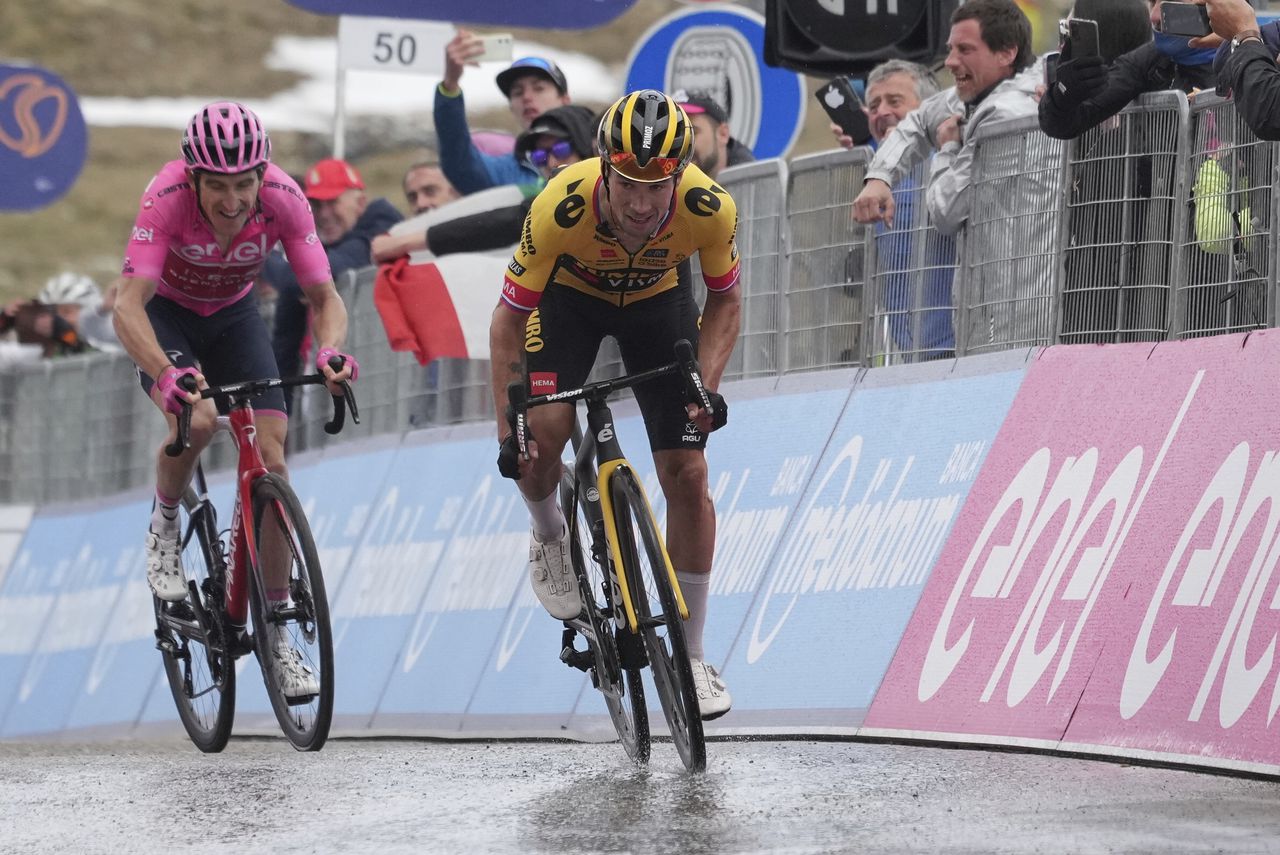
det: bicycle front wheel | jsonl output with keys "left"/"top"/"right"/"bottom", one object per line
{"left": 156, "top": 490, "right": 236, "bottom": 753}
{"left": 247, "top": 473, "right": 333, "bottom": 751}
{"left": 561, "top": 470, "right": 649, "bottom": 764}
{"left": 610, "top": 467, "right": 706, "bottom": 772}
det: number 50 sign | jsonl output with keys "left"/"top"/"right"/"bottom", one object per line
{"left": 337, "top": 16, "right": 455, "bottom": 76}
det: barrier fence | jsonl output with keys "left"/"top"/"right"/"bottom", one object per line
{"left": 2, "top": 91, "right": 1273, "bottom": 503}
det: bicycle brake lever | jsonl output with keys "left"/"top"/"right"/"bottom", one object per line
{"left": 163, "top": 373, "right": 200, "bottom": 457}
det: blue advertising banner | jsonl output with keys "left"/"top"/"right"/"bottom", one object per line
{"left": 0, "top": 64, "right": 88, "bottom": 211}
{"left": 63, "top": 500, "right": 163, "bottom": 734}
{"left": 285, "top": 0, "right": 635, "bottom": 28}
{"left": 373, "top": 431, "right": 580, "bottom": 731}
{"left": 0, "top": 511, "right": 91, "bottom": 736}
{"left": 723, "top": 369, "right": 1026, "bottom": 726}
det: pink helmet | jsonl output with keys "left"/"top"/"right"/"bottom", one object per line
{"left": 181, "top": 101, "right": 271, "bottom": 173}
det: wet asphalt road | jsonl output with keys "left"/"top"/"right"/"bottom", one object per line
{"left": 2, "top": 737, "right": 1278, "bottom": 855}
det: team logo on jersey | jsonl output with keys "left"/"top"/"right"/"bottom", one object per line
{"left": 130, "top": 226, "right": 154, "bottom": 243}
{"left": 507, "top": 259, "right": 526, "bottom": 277}
{"left": 601, "top": 248, "right": 617, "bottom": 258}
{"left": 684, "top": 186, "right": 721, "bottom": 217}
{"left": 554, "top": 193, "right": 586, "bottom": 229}
{"left": 524, "top": 310, "right": 545, "bottom": 353}
{"left": 520, "top": 215, "right": 537, "bottom": 256}
{"left": 177, "top": 233, "right": 269, "bottom": 264}
{"left": 642, "top": 249, "right": 668, "bottom": 259}
{"left": 529, "top": 371, "right": 556, "bottom": 394}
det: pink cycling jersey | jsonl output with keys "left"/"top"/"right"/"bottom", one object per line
{"left": 122, "top": 160, "right": 331, "bottom": 316}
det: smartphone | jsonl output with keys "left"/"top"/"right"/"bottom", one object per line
{"left": 1161, "top": 2, "right": 1212, "bottom": 38}
{"left": 475, "top": 33, "right": 514, "bottom": 63}
{"left": 1044, "top": 51, "right": 1060, "bottom": 87}
{"left": 1067, "top": 18, "right": 1099, "bottom": 59}
{"left": 815, "top": 77, "right": 872, "bottom": 146}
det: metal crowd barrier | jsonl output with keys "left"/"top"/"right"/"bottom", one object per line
{"left": 4, "top": 89, "right": 1279, "bottom": 503}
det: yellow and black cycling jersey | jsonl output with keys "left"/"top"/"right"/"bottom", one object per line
{"left": 500, "top": 157, "right": 740, "bottom": 312}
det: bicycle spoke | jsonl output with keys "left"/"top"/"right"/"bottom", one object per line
{"left": 612, "top": 468, "right": 706, "bottom": 772}
{"left": 156, "top": 494, "right": 235, "bottom": 753}
{"left": 249, "top": 474, "right": 333, "bottom": 751}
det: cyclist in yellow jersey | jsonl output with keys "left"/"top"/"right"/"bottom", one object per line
{"left": 490, "top": 90, "right": 741, "bottom": 720}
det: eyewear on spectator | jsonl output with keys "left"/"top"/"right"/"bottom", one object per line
{"left": 526, "top": 140, "right": 574, "bottom": 166}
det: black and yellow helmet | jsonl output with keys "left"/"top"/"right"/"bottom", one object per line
{"left": 597, "top": 89, "right": 694, "bottom": 183}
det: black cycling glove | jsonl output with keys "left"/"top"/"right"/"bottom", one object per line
{"left": 1052, "top": 54, "right": 1107, "bottom": 106}
{"left": 497, "top": 434, "right": 523, "bottom": 480}
{"left": 703, "top": 390, "right": 728, "bottom": 432}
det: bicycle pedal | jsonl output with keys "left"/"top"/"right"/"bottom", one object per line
{"left": 559, "top": 646, "right": 593, "bottom": 673}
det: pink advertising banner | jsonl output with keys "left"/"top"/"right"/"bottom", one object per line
{"left": 866, "top": 332, "right": 1280, "bottom": 769}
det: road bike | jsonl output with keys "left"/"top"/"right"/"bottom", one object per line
{"left": 507, "top": 340, "right": 715, "bottom": 772}
{"left": 152, "top": 364, "right": 357, "bottom": 752}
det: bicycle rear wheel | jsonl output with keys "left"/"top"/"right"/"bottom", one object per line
{"left": 155, "top": 489, "right": 236, "bottom": 753}
{"left": 561, "top": 470, "right": 649, "bottom": 764}
{"left": 247, "top": 473, "right": 333, "bottom": 751}
{"left": 610, "top": 468, "right": 706, "bottom": 772}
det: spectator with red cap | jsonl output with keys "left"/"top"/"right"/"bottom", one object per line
{"left": 672, "top": 90, "right": 755, "bottom": 179}
{"left": 435, "top": 30, "right": 571, "bottom": 194}
{"left": 265, "top": 157, "right": 402, "bottom": 412}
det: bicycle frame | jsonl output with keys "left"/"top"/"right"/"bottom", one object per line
{"left": 221, "top": 401, "right": 269, "bottom": 627}
{"left": 573, "top": 397, "right": 688, "bottom": 635}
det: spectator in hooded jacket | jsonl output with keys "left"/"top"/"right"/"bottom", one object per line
{"left": 265, "top": 158, "right": 402, "bottom": 412}
{"left": 373, "top": 105, "right": 597, "bottom": 264}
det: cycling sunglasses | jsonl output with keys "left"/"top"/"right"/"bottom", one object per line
{"left": 527, "top": 139, "right": 574, "bottom": 167}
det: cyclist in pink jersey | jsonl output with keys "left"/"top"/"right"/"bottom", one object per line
{"left": 114, "top": 102, "right": 356, "bottom": 694}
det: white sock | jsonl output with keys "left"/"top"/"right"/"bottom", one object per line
{"left": 525, "top": 490, "right": 566, "bottom": 542}
{"left": 151, "top": 492, "right": 180, "bottom": 536}
{"left": 676, "top": 570, "right": 710, "bottom": 661}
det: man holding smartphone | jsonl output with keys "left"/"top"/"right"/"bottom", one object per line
{"left": 1038, "top": 1, "right": 1216, "bottom": 141}
{"left": 434, "top": 30, "right": 571, "bottom": 195}
{"left": 1202, "top": 0, "right": 1280, "bottom": 138}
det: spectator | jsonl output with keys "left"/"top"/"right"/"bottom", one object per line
{"left": 372, "top": 105, "right": 596, "bottom": 264}
{"left": 37, "top": 271, "right": 123, "bottom": 353}
{"left": 860, "top": 61, "right": 956, "bottom": 361}
{"left": 435, "top": 33, "right": 570, "bottom": 194}
{"left": 1206, "top": 0, "right": 1280, "bottom": 138}
{"left": 1036, "top": 0, "right": 1156, "bottom": 343}
{"left": 859, "top": 0, "right": 1051, "bottom": 351}
{"left": 0, "top": 297, "right": 87, "bottom": 358}
{"left": 267, "top": 158, "right": 401, "bottom": 412}
{"left": 402, "top": 161, "right": 459, "bottom": 215}
{"left": 1039, "top": 0, "right": 1216, "bottom": 140}
{"left": 671, "top": 91, "right": 755, "bottom": 178}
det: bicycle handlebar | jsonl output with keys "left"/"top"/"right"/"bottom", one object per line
{"left": 163, "top": 356, "right": 360, "bottom": 457}
{"left": 504, "top": 338, "right": 711, "bottom": 462}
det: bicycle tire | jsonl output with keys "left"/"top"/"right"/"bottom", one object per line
{"left": 156, "top": 489, "right": 236, "bottom": 753}
{"left": 560, "top": 470, "right": 650, "bottom": 764}
{"left": 610, "top": 468, "right": 706, "bottom": 772}
{"left": 246, "top": 473, "right": 333, "bottom": 751}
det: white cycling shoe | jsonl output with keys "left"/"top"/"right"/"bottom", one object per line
{"left": 528, "top": 527, "right": 582, "bottom": 620}
{"left": 267, "top": 630, "right": 320, "bottom": 700}
{"left": 690, "top": 659, "right": 732, "bottom": 721}
{"left": 145, "top": 529, "right": 188, "bottom": 602}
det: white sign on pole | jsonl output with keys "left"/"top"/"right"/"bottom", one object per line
{"left": 337, "top": 16, "right": 455, "bottom": 76}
